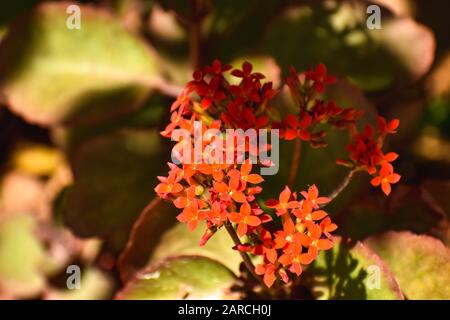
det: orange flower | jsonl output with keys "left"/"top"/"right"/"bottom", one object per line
{"left": 320, "top": 217, "right": 338, "bottom": 238}
{"left": 300, "top": 184, "right": 330, "bottom": 209}
{"left": 278, "top": 247, "right": 311, "bottom": 276}
{"left": 155, "top": 171, "right": 183, "bottom": 195}
{"left": 301, "top": 221, "right": 334, "bottom": 263}
{"left": 199, "top": 163, "right": 228, "bottom": 182}
{"left": 370, "top": 164, "right": 401, "bottom": 196}
{"left": 176, "top": 204, "right": 204, "bottom": 231}
{"left": 213, "top": 173, "right": 246, "bottom": 203}
{"left": 274, "top": 217, "right": 301, "bottom": 249}
{"left": 293, "top": 200, "right": 328, "bottom": 222}
{"left": 377, "top": 116, "right": 399, "bottom": 135}
{"left": 205, "top": 201, "right": 228, "bottom": 226}
{"left": 265, "top": 186, "right": 301, "bottom": 215}
{"left": 228, "top": 161, "right": 264, "bottom": 188}
{"left": 173, "top": 185, "right": 206, "bottom": 209}
{"left": 228, "top": 202, "right": 261, "bottom": 236}
{"left": 255, "top": 263, "right": 277, "bottom": 288}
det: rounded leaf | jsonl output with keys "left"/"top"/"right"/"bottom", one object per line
{"left": 116, "top": 256, "right": 238, "bottom": 300}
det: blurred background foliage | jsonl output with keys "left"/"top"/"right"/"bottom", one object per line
{"left": 0, "top": 0, "right": 449, "bottom": 300}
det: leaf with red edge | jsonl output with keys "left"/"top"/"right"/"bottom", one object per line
{"left": 0, "top": 2, "right": 161, "bottom": 126}
{"left": 309, "top": 237, "right": 404, "bottom": 300}
{"left": 365, "top": 231, "right": 450, "bottom": 300}
{"left": 118, "top": 198, "right": 178, "bottom": 282}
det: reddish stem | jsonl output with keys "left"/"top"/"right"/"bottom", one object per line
{"left": 327, "top": 168, "right": 360, "bottom": 202}
{"left": 224, "top": 223, "right": 265, "bottom": 288}
{"left": 288, "top": 139, "right": 302, "bottom": 187}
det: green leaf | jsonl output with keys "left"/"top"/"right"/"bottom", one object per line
{"left": 309, "top": 237, "right": 404, "bottom": 300}
{"left": 53, "top": 92, "right": 168, "bottom": 154}
{"left": 0, "top": 213, "right": 46, "bottom": 298}
{"left": 262, "top": 2, "right": 434, "bottom": 91}
{"left": 0, "top": 2, "right": 161, "bottom": 126}
{"left": 116, "top": 256, "right": 238, "bottom": 300}
{"left": 149, "top": 221, "right": 243, "bottom": 275}
{"left": 365, "top": 231, "right": 450, "bottom": 299}
{"left": 63, "top": 128, "right": 168, "bottom": 251}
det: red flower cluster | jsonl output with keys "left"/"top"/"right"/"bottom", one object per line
{"left": 244, "top": 185, "right": 336, "bottom": 287}
{"left": 283, "top": 63, "right": 401, "bottom": 195}
{"left": 275, "top": 64, "right": 361, "bottom": 147}
{"left": 155, "top": 59, "right": 399, "bottom": 289}
{"left": 337, "top": 117, "right": 401, "bottom": 195}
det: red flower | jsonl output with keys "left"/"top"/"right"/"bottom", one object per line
{"left": 281, "top": 113, "right": 312, "bottom": 141}
{"left": 205, "top": 201, "right": 228, "bottom": 226}
{"left": 173, "top": 185, "right": 206, "bottom": 209}
{"left": 176, "top": 204, "right": 204, "bottom": 231}
{"left": 213, "top": 172, "right": 247, "bottom": 203}
{"left": 370, "top": 164, "right": 401, "bottom": 196}
{"left": 231, "top": 61, "right": 265, "bottom": 81}
{"left": 301, "top": 221, "right": 334, "bottom": 263}
{"left": 265, "top": 186, "right": 301, "bottom": 215}
{"left": 203, "top": 59, "right": 232, "bottom": 75}
{"left": 320, "top": 217, "right": 338, "bottom": 238}
{"left": 155, "top": 171, "right": 183, "bottom": 195}
{"left": 300, "top": 184, "right": 330, "bottom": 209}
{"left": 304, "top": 63, "right": 336, "bottom": 93}
{"left": 228, "top": 161, "right": 264, "bottom": 187}
{"left": 377, "top": 116, "right": 399, "bottom": 136}
{"left": 255, "top": 263, "right": 277, "bottom": 288}
{"left": 293, "top": 200, "right": 328, "bottom": 222}
{"left": 274, "top": 218, "right": 309, "bottom": 254}
{"left": 194, "top": 76, "right": 226, "bottom": 109}
{"left": 229, "top": 202, "right": 261, "bottom": 237}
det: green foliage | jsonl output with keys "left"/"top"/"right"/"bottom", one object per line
{"left": 0, "top": 2, "right": 161, "bottom": 126}
{"left": 263, "top": 1, "right": 435, "bottom": 91}
{"left": 0, "top": 214, "right": 47, "bottom": 298}
{"left": 309, "top": 237, "right": 403, "bottom": 300}
{"left": 0, "top": 0, "right": 447, "bottom": 301}
{"left": 63, "top": 129, "right": 168, "bottom": 251}
{"left": 116, "top": 256, "right": 237, "bottom": 300}
{"left": 365, "top": 231, "right": 450, "bottom": 299}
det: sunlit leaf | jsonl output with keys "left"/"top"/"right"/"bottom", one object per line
{"left": 309, "top": 237, "right": 404, "bottom": 300}
{"left": 365, "top": 231, "right": 450, "bottom": 299}
{"left": 0, "top": 213, "right": 46, "bottom": 298}
{"left": 149, "top": 221, "right": 242, "bottom": 275}
{"left": 116, "top": 256, "right": 238, "bottom": 300}
{"left": 0, "top": 2, "right": 161, "bottom": 126}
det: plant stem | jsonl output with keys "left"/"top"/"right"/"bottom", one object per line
{"left": 224, "top": 223, "right": 265, "bottom": 287}
{"left": 326, "top": 168, "right": 360, "bottom": 202}
{"left": 288, "top": 139, "right": 302, "bottom": 187}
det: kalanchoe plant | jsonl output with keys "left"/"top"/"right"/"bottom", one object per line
{"left": 155, "top": 59, "right": 401, "bottom": 292}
